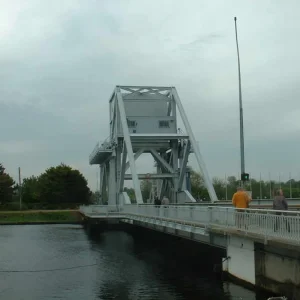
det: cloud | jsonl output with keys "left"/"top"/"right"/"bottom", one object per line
{"left": 179, "top": 33, "right": 225, "bottom": 51}
{"left": 0, "top": 140, "right": 45, "bottom": 155}
{"left": 1, "top": 0, "right": 300, "bottom": 191}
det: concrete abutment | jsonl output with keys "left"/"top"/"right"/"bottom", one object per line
{"left": 223, "top": 235, "right": 300, "bottom": 299}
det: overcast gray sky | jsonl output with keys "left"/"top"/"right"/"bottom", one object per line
{"left": 1, "top": 0, "right": 300, "bottom": 190}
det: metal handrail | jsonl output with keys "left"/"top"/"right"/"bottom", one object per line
{"left": 132, "top": 204, "right": 300, "bottom": 215}
{"left": 89, "top": 137, "right": 114, "bottom": 161}
{"left": 80, "top": 205, "right": 300, "bottom": 243}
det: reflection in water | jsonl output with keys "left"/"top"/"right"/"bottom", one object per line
{"left": 0, "top": 224, "right": 271, "bottom": 299}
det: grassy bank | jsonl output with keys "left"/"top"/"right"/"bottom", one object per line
{"left": 0, "top": 210, "right": 83, "bottom": 225}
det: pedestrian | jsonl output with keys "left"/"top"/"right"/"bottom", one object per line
{"left": 154, "top": 196, "right": 161, "bottom": 207}
{"left": 232, "top": 186, "right": 251, "bottom": 229}
{"left": 273, "top": 189, "right": 290, "bottom": 232}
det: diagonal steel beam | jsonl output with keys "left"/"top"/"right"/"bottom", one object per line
{"left": 125, "top": 148, "right": 145, "bottom": 171}
{"left": 178, "top": 140, "right": 191, "bottom": 190}
{"left": 172, "top": 87, "right": 218, "bottom": 202}
{"left": 116, "top": 87, "right": 143, "bottom": 203}
{"left": 150, "top": 149, "right": 174, "bottom": 174}
{"left": 118, "top": 142, "right": 127, "bottom": 193}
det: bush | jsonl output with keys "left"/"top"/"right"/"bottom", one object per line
{"left": 0, "top": 202, "right": 81, "bottom": 211}
{"left": 0, "top": 202, "right": 28, "bottom": 211}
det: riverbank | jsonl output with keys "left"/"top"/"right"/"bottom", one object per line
{"left": 0, "top": 210, "right": 83, "bottom": 225}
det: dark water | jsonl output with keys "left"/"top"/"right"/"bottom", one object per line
{"left": 0, "top": 224, "right": 271, "bottom": 300}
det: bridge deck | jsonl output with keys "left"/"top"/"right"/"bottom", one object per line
{"left": 80, "top": 205, "right": 300, "bottom": 248}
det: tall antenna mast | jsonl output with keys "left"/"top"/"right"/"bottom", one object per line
{"left": 18, "top": 167, "right": 22, "bottom": 210}
{"left": 234, "top": 17, "right": 248, "bottom": 186}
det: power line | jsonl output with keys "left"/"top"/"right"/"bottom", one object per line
{"left": 0, "top": 263, "right": 97, "bottom": 273}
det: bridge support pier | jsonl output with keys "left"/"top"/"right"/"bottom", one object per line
{"left": 222, "top": 235, "right": 300, "bottom": 298}
{"left": 223, "top": 236, "right": 255, "bottom": 285}
{"left": 108, "top": 156, "right": 117, "bottom": 206}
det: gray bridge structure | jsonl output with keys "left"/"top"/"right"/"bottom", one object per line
{"left": 85, "top": 85, "right": 300, "bottom": 298}
{"left": 89, "top": 85, "right": 217, "bottom": 205}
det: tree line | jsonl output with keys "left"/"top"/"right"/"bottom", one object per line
{"left": 189, "top": 170, "right": 300, "bottom": 200}
{"left": 123, "top": 169, "right": 300, "bottom": 202}
{"left": 1, "top": 162, "right": 299, "bottom": 209}
{"left": 0, "top": 163, "right": 91, "bottom": 210}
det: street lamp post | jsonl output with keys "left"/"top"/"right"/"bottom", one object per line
{"left": 234, "top": 17, "right": 247, "bottom": 187}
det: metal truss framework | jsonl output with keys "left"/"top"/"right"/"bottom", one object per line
{"left": 90, "top": 85, "right": 218, "bottom": 205}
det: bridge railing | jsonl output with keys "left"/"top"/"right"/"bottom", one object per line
{"left": 79, "top": 205, "right": 120, "bottom": 216}
{"left": 122, "top": 205, "right": 300, "bottom": 243}
{"left": 122, "top": 204, "right": 211, "bottom": 224}
{"left": 80, "top": 204, "right": 300, "bottom": 243}
{"left": 89, "top": 136, "right": 114, "bottom": 161}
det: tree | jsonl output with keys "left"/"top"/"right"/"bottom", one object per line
{"left": 225, "top": 176, "right": 239, "bottom": 199}
{"left": 38, "top": 163, "right": 91, "bottom": 204}
{"left": 90, "top": 191, "right": 100, "bottom": 204}
{"left": 212, "top": 177, "right": 226, "bottom": 200}
{"left": 190, "top": 170, "right": 208, "bottom": 200}
{"left": 140, "top": 180, "right": 152, "bottom": 201}
{"left": 124, "top": 187, "right": 136, "bottom": 203}
{"left": 22, "top": 176, "right": 41, "bottom": 203}
{"left": 0, "top": 163, "right": 15, "bottom": 204}
{"left": 0, "top": 164, "right": 4, "bottom": 175}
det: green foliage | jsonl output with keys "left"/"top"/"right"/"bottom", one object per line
{"left": 124, "top": 187, "right": 136, "bottom": 203}
{"left": 123, "top": 181, "right": 151, "bottom": 203}
{"left": 38, "top": 164, "right": 90, "bottom": 204}
{"left": 22, "top": 176, "right": 40, "bottom": 203}
{"left": 0, "top": 202, "right": 28, "bottom": 211}
{"left": 0, "top": 163, "right": 15, "bottom": 204}
{"left": 140, "top": 180, "right": 152, "bottom": 201}
{"left": 190, "top": 170, "right": 209, "bottom": 200}
{"left": 90, "top": 191, "right": 100, "bottom": 204}
{"left": 189, "top": 168, "right": 300, "bottom": 200}
{"left": 1, "top": 163, "right": 91, "bottom": 209}
{"left": 0, "top": 211, "right": 80, "bottom": 223}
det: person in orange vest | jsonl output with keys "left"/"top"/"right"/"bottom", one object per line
{"left": 232, "top": 187, "right": 251, "bottom": 229}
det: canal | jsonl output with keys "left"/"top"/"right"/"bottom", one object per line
{"left": 0, "top": 224, "right": 272, "bottom": 299}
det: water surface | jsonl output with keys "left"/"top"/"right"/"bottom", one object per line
{"left": 0, "top": 224, "right": 271, "bottom": 299}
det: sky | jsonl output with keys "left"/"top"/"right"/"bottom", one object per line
{"left": 1, "top": 0, "right": 300, "bottom": 191}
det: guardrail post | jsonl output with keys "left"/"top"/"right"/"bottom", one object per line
{"left": 225, "top": 208, "right": 229, "bottom": 227}
{"left": 208, "top": 206, "right": 212, "bottom": 228}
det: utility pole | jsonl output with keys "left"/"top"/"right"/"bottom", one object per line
{"left": 18, "top": 167, "right": 22, "bottom": 210}
{"left": 289, "top": 172, "right": 292, "bottom": 199}
{"left": 269, "top": 172, "right": 272, "bottom": 199}
{"left": 225, "top": 173, "right": 228, "bottom": 200}
{"left": 259, "top": 172, "right": 262, "bottom": 199}
{"left": 279, "top": 172, "right": 281, "bottom": 189}
{"left": 234, "top": 17, "right": 248, "bottom": 187}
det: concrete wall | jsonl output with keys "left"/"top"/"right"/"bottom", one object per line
{"left": 223, "top": 236, "right": 300, "bottom": 298}
{"left": 124, "top": 99, "right": 167, "bottom": 117}
{"left": 124, "top": 116, "right": 176, "bottom": 134}
{"left": 223, "top": 236, "right": 256, "bottom": 285}
{"left": 255, "top": 243, "right": 300, "bottom": 299}
{"left": 177, "top": 190, "right": 196, "bottom": 204}
{"left": 121, "top": 218, "right": 227, "bottom": 249}
{"left": 116, "top": 98, "right": 177, "bottom": 135}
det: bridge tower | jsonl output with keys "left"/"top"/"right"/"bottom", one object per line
{"left": 89, "top": 86, "right": 218, "bottom": 205}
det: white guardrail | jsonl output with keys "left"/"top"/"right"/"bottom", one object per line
{"left": 89, "top": 137, "right": 114, "bottom": 162}
{"left": 79, "top": 205, "right": 300, "bottom": 243}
